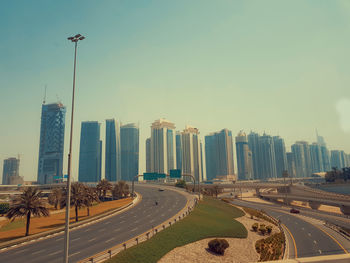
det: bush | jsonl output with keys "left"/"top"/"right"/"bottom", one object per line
{"left": 175, "top": 180, "right": 186, "bottom": 188}
{"left": 208, "top": 238, "right": 230, "bottom": 255}
{"left": 259, "top": 224, "right": 266, "bottom": 235}
{"left": 267, "top": 225, "right": 272, "bottom": 234}
{"left": 0, "top": 203, "right": 9, "bottom": 215}
{"left": 252, "top": 223, "right": 258, "bottom": 232}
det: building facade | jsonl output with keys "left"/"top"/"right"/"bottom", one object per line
{"left": 258, "top": 134, "right": 277, "bottom": 179}
{"left": 105, "top": 119, "right": 121, "bottom": 182}
{"left": 146, "top": 138, "right": 151, "bottom": 173}
{"left": 273, "top": 136, "right": 287, "bottom": 178}
{"left": 120, "top": 123, "right": 139, "bottom": 181}
{"left": 235, "top": 131, "right": 253, "bottom": 180}
{"left": 37, "top": 103, "right": 66, "bottom": 184}
{"left": 248, "top": 132, "right": 261, "bottom": 180}
{"left": 310, "top": 143, "right": 324, "bottom": 173}
{"left": 176, "top": 131, "right": 182, "bottom": 173}
{"left": 78, "top": 121, "right": 102, "bottom": 182}
{"left": 2, "top": 158, "right": 23, "bottom": 185}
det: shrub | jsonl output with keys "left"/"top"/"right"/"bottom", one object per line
{"left": 208, "top": 238, "right": 230, "bottom": 255}
{"left": 252, "top": 223, "right": 258, "bottom": 232}
{"left": 175, "top": 180, "right": 186, "bottom": 188}
{"left": 0, "top": 203, "right": 9, "bottom": 215}
{"left": 259, "top": 224, "right": 266, "bottom": 235}
{"left": 267, "top": 225, "right": 273, "bottom": 234}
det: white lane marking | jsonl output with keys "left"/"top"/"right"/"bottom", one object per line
{"left": 32, "top": 249, "right": 45, "bottom": 255}
{"left": 84, "top": 228, "right": 91, "bottom": 232}
{"left": 56, "top": 237, "right": 63, "bottom": 242}
{"left": 131, "top": 227, "right": 138, "bottom": 232}
{"left": 120, "top": 220, "right": 125, "bottom": 224}
{"left": 72, "top": 237, "right": 80, "bottom": 242}
{"left": 49, "top": 250, "right": 62, "bottom": 256}
{"left": 161, "top": 214, "right": 165, "bottom": 217}
{"left": 88, "top": 238, "right": 97, "bottom": 242}
{"left": 69, "top": 251, "right": 81, "bottom": 257}
{"left": 14, "top": 248, "right": 28, "bottom": 254}
{"left": 146, "top": 214, "right": 151, "bottom": 217}
{"left": 98, "top": 228, "right": 106, "bottom": 232}
{"left": 113, "top": 228, "right": 121, "bottom": 232}
{"left": 318, "top": 250, "right": 322, "bottom": 254}
{"left": 313, "top": 240, "right": 317, "bottom": 244}
{"left": 295, "top": 222, "right": 298, "bottom": 225}
{"left": 302, "top": 227, "right": 305, "bottom": 231}
{"left": 150, "top": 219, "right": 155, "bottom": 223}
{"left": 105, "top": 238, "right": 115, "bottom": 243}
{"left": 104, "top": 221, "right": 111, "bottom": 225}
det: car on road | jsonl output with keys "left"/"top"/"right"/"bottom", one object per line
{"left": 290, "top": 208, "right": 300, "bottom": 214}
{"left": 158, "top": 188, "right": 165, "bottom": 192}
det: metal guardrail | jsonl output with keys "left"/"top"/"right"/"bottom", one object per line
{"left": 79, "top": 194, "right": 197, "bottom": 263}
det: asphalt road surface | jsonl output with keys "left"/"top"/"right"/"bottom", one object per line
{"left": 0, "top": 185, "right": 187, "bottom": 263}
{"left": 230, "top": 199, "right": 350, "bottom": 259}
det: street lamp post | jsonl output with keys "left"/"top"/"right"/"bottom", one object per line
{"left": 63, "top": 34, "right": 85, "bottom": 263}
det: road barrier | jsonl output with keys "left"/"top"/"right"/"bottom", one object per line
{"left": 79, "top": 188, "right": 197, "bottom": 263}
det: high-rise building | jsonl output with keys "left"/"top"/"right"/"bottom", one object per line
{"left": 248, "top": 132, "right": 261, "bottom": 180}
{"left": 258, "top": 134, "right": 277, "bottom": 179}
{"left": 286, "top": 152, "right": 296, "bottom": 179}
{"left": 310, "top": 143, "right": 324, "bottom": 173}
{"left": 296, "top": 141, "right": 312, "bottom": 177}
{"left": 146, "top": 138, "right": 151, "bottom": 173}
{"left": 176, "top": 131, "right": 182, "bottom": 172}
{"left": 120, "top": 123, "right": 139, "bottom": 181}
{"left": 273, "top": 136, "right": 287, "bottom": 178}
{"left": 37, "top": 103, "right": 66, "bottom": 184}
{"left": 235, "top": 131, "right": 253, "bottom": 180}
{"left": 291, "top": 142, "right": 306, "bottom": 177}
{"left": 205, "top": 129, "right": 234, "bottom": 181}
{"left": 2, "top": 158, "right": 23, "bottom": 185}
{"left": 150, "top": 119, "right": 176, "bottom": 174}
{"left": 105, "top": 119, "right": 121, "bottom": 182}
{"left": 315, "top": 131, "right": 331, "bottom": 172}
{"left": 78, "top": 121, "right": 102, "bottom": 182}
{"left": 331, "top": 150, "right": 343, "bottom": 170}
{"left": 181, "top": 125, "right": 203, "bottom": 182}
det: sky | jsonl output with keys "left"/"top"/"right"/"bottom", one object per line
{"left": 1, "top": 0, "right": 350, "bottom": 182}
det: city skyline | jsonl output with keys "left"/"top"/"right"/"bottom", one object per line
{"left": 1, "top": 1, "right": 350, "bottom": 182}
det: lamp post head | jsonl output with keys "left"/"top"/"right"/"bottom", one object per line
{"left": 68, "top": 34, "right": 85, "bottom": 43}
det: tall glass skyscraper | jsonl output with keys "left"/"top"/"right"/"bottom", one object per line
{"left": 176, "top": 131, "right": 182, "bottom": 172}
{"left": 2, "top": 157, "right": 22, "bottom": 185}
{"left": 331, "top": 150, "right": 343, "bottom": 169}
{"left": 37, "top": 103, "right": 66, "bottom": 184}
{"left": 78, "top": 121, "right": 102, "bottom": 182}
{"left": 258, "top": 134, "right": 277, "bottom": 179}
{"left": 235, "top": 131, "right": 253, "bottom": 180}
{"left": 150, "top": 119, "right": 176, "bottom": 174}
{"left": 273, "top": 136, "right": 287, "bottom": 178}
{"left": 146, "top": 138, "right": 151, "bottom": 173}
{"left": 286, "top": 152, "right": 296, "bottom": 178}
{"left": 105, "top": 119, "right": 121, "bottom": 182}
{"left": 310, "top": 143, "right": 324, "bottom": 173}
{"left": 120, "top": 123, "right": 139, "bottom": 181}
{"left": 291, "top": 142, "right": 306, "bottom": 177}
{"left": 205, "top": 129, "right": 234, "bottom": 181}
{"left": 248, "top": 132, "right": 261, "bottom": 180}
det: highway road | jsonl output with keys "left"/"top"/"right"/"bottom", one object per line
{"left": 0, "top": 185, "right": 188, "bottom": 263}
{"left": 230, "top": 199, "right": 350, "bottom": 259}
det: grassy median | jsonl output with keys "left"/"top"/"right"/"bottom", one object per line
{"left": 106, "top": 196, "right": 247, "bottom": 263}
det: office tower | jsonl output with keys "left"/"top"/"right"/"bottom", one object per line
{"left": 258, "top": 134, "right": 277, "bottom": 179}
{"left": 150, "top": 119, "right": 177, "bottom": 174}
{"left": 248, "top": 132, "right": 261, "bottom": 180}
{"left": 296, "top": 141, "right": 312, "bottom": 177}
{"left": 78, "top": 121, "right": 102, "bottom": 182}
{"left": 2, "top": 158, "right": 23, "bottom": 185}
{"left": 181, "top": 125, "right": 203, "bottom": 182}
{"left": 340, "top": 151, "right": 347, "bottom": 169}
{"left": 205, "top": 129, "right": 234, "bottom": 181}
{"left": 286, "top": 152, "right": 296, "bottom": 179}
{"left": 146, "top": 138, "right": 151, "bottom": 173}
{"left": 291, "top": 142, "right": 306, "bottom": 177}
{"left": 235, "top": 131, "right": 253, "bottom": 180}
{"left": 273, "top": 136, "right": 287, "bottom": 178}
{"left": 200, "top": 141, "right": 205, "bottom": 181}
{"left": 120, "top": 123, "right": 139, "bottom": 181}
{"left": 310, "top": 143, "right": 324, "bottom": 173}
{"left": 331, "top": 150, "right": 343, "bottom": 169}
{"left": 37, "top": 103, "right": 66, "bottom": 184}
{"left": 315, "top": 131, "right": 331, "bottom": 172}
{"left": 105, "top": 119, "right": 121, "bottom": 182}
{"left": 176, "top": 131, "right": 182, "bottom": 172}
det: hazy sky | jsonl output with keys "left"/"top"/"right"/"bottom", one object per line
{"left": 1, "top": 0, "right": 350, "bottom": 182}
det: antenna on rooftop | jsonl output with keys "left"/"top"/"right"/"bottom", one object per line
{"left": 43, "top": 85, "right": 47, "bottom": 104}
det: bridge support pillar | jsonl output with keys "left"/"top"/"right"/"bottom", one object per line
{"left": 255, "top": 188, "right": 260, "bottom": 196}
{"left": 340, "top": 205, "right": 350, "bottom": 215}
{"left": 309, "top": 201, "right": 321, "bottom": 210}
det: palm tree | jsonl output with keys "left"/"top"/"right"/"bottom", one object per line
{"left": 6, "top": 187, "right": 49, "bottom": 236}
{"left": 48, "top": 188, "right": 63, "bottom": 210}
{"left": 96, "top": 179, "right": 112, "bottom": 201}
{"left": 84, "top": 186, "right": 99, "bottom": 216}
{"left": 61, "top": 182, "right": 86, "bottom": 222}
{"left": 112, "top": 181, "right": 130, "bottom": 200}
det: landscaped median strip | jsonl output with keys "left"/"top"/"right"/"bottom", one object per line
{"left": 0, "top": 193, "right": 141, "bottom": 251}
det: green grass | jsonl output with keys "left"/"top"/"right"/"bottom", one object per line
{"left": 0, "top": 219, "right": 25, "bottom": 232}
{"left": 106, "top": 196, "right": 247, "bottom": 263}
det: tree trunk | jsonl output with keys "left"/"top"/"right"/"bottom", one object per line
{"left": 25, "top": 212, "right": 31, "bottom": 236}
{"left": 87, "top": 207, "right": 90, "bottom": 216}
{"left": 75, "top": 205, "right": 78, "bottom": 222}
{"left": 55, "top": 201, "right": 58, "bottom": 210}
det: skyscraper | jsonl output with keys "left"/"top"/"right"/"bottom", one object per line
{"left": 181, "top": 125, "right": 203, "bottom": 182}
{"left": 105, "top": 119, "right": 121, "bottom": 182}
{"left": 291, "top": 142, "right": 306, "bottom": 177}
{"left": 315, "top": 131, "right": 331, "bottom": 172}
{"left": 235, "top": 131, "right": 253, "bottom": 180}
{"left": 286, "top": 152, "right": 296, "bottom": 179}
{"left": 146, "top": 138, "right": 151, "bottom": 173}
{"left": 78, "top": 121, "right": 102, "bottom": 182}
{"left": 2, "top": 158, "right": 23, "bottom": 185}
{"left": 120, "top": 123, "right": 139, "bottom": 181}
{"left": 37, "top": 103, "right": 66, "bottom": 184}
{"left": 330, "top": 150, "right": 343, "bottom": 169}
{"left": 205, "top": 129, "right": 234, "bottom": 180}
{"left": 310, "top": 143, "right": 324, "bottom": 173}
{"left": 273, "top": 136, "right": 287, "bottom": 178}
{"left": 150, "top": 119, "right": 177, "bottom": 174}
{"left": 248, "top": 132, "right": 261, "bottom": 180}
{"left": 258, "top": 134, "right": 277, "bottom": 179}
{"left": 176, "top": 131, "right": 182, "bottom": 172}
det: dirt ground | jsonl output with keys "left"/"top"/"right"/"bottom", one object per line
{"left": 0, "top": 198, "right": 132, "bottom": 242}
{"left": 158, "top": 208, "right": 279, "bottom": 263}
